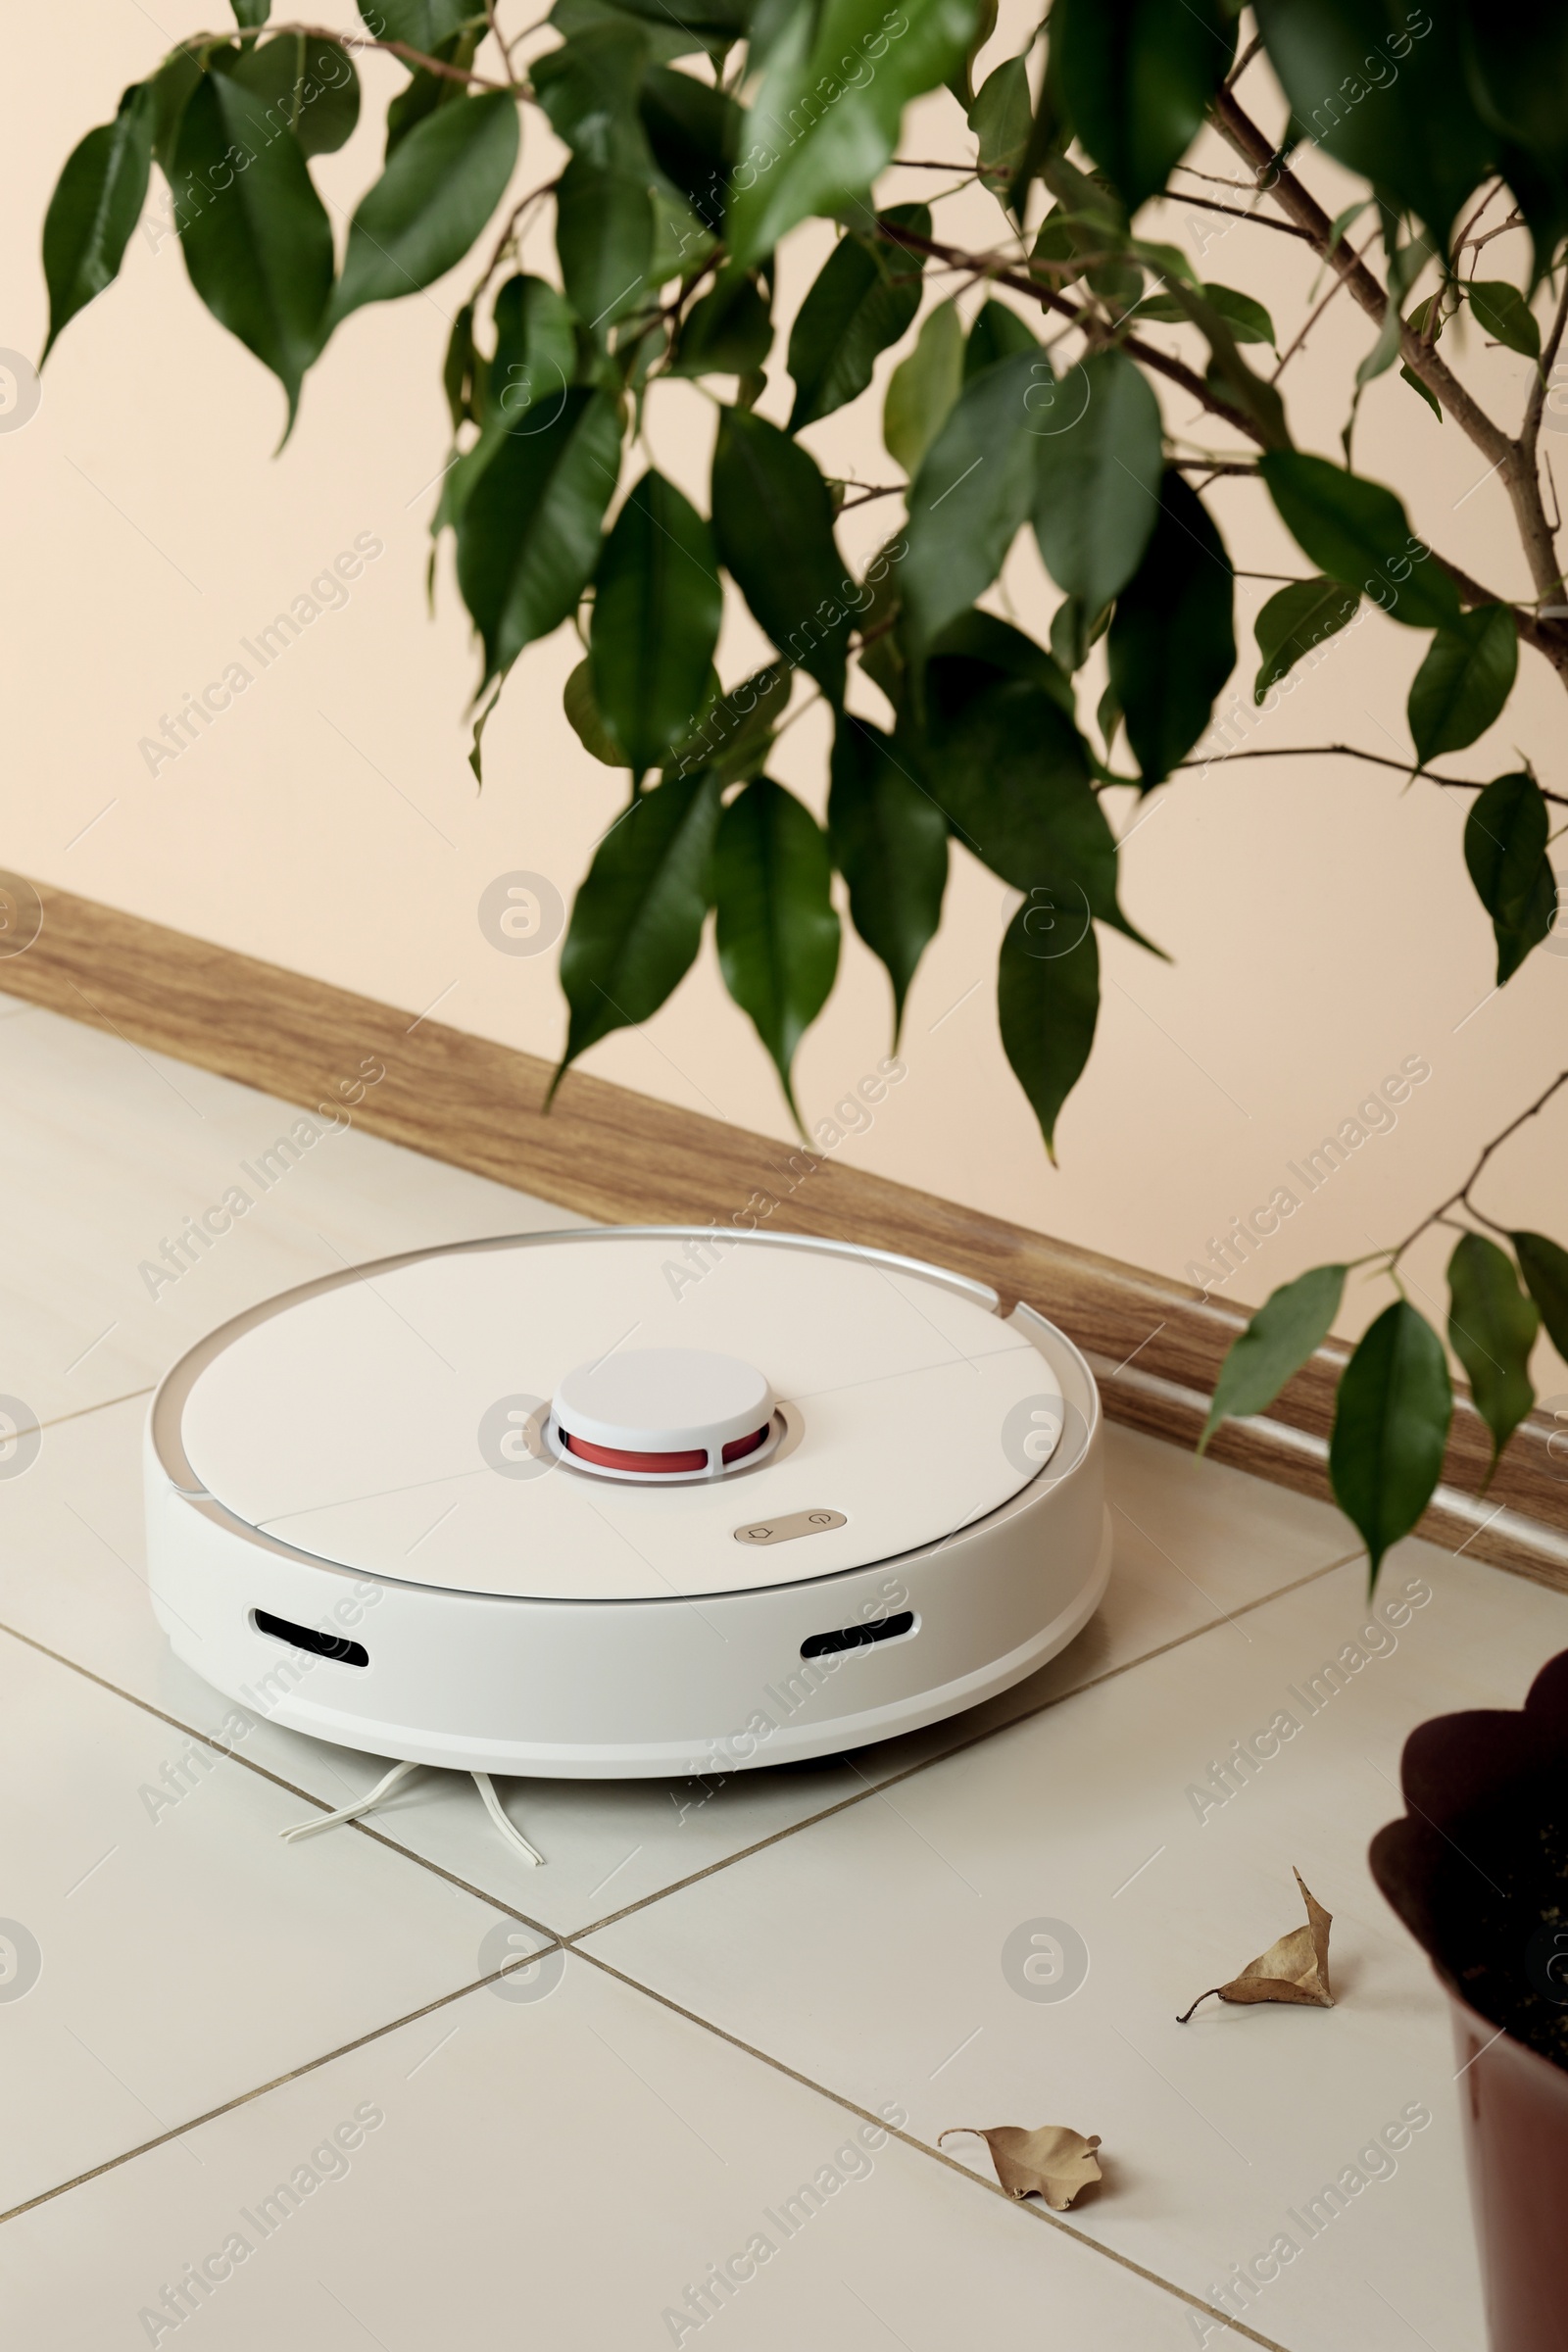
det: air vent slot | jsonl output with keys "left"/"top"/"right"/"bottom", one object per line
{"left": 252, "top": 1608, "right": 368, "bottom": 1667}
{"left": 801, "top": 1610, "right": 915, "bottom": 1660}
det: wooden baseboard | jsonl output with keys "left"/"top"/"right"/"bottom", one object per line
{"left": 6, "top": 867, "right": 1566, "bottom": 1592}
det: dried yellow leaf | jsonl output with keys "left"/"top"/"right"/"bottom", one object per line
{"left": 939, "top": 2124, "right": 1102, "bottom": 2209}
{"left": 1177, "top": 1866, "right": 1333, "bottom": 2023}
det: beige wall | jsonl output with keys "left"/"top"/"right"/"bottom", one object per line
{"left": 2, "top": 10, "right": 1563, "bottom": 1373}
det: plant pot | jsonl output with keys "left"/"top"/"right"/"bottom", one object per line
{"left": 1370, "top": 1648, "right": 1568, "bottom": 2352}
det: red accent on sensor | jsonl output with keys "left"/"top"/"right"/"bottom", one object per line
{"left": 562, "top": 1423, "right": 770, "bottom": 1475}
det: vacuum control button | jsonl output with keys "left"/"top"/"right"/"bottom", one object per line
{"left": 733, "top": 1509, "right": 847, "bottom": 1545}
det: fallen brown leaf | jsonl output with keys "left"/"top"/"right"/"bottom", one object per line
{"left": 1177, "top": 1866, "right": 1333, "bottom": 2023}
{"left": 939, "top": 2124, "right": 1102, "bottom": 2209}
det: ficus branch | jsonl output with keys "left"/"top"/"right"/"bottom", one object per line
{"left": 1381, "top": 1072, "right": 1568, "bottom": 1266}
{"left": 1171, "top": 742, "right": 1568, "bottom": 809}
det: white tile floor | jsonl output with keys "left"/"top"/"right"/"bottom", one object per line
{"left": 3, "top": 989, "right": 1564, "bottom": 2348}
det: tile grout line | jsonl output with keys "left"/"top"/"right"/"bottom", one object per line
{"left": 0, "top": 1950, "right": 564, "bottom": 2230}
{"left": 0, "top": 1618, "right": 557, "bottom": 1939}
{"left": 568, "top": 1546, "right": 1366, "bottom": 1943}
{"left": 572, "top": 1946, "right": 1295, "bottom": 2352}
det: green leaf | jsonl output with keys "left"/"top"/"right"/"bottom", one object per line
{"left": 456, "top": 388, "right": 621, "bottom": 685}
{"left": 1200, "top": 1264, "right": 1347, "bottom": 1451}
{"left": 384, "top": 26, "right": 480, "bottom": 158}
{"left": 1463, "top": 770, "right": 1557, "bottom": 984}
{"left": 228, "top": 33, "right": 361, "bottom": 155}
{"left": 1055, "top": 0, "right": 1235, "bottom": 214}
{"left": 555, "top": 771, "right": 723, "bottom": 1079}
{"left": 787, "top": 207, "right": 927, "bottom": 431}
{"left": 1467, "top": 279, "right": 1542, "bottom": 361}
{"left": 556, "top": 154, "right": 656, "bottom": 330}
{"left": 432, "top": 273, "right": 578, "bottom": 535}
{"left": 41, "top": 84, "right": 154, "bottom": 361}
{"left": 828, "top": 715, "right": 949, "bottom": 1037}
{"left": 883, "top": 299, "right": 963, "bottom": 475}
{"left": 901, "top": 349, "right": 1041, "bottom": 659}
{"left": 963, "top": 299, "right": 1038, "bottom": 380}
{"left": 1137, "top": 280, "right": 1275, "bottom": 346}
{"left": 1514, "top": 1232, "right": 1568, "bottom": 1366}
{"left": 1259, "top": 451, "right": 1462, "bottom": 633}
{"left": 1254, "top": 0, "right": 1494, "bottom": 249}
{"left": 583, "top": 0, "right": 748, "bottom": 44}
{"left": 151, "top": 44, "right": 210, "bottom": 179}
{"left": 727, "top": 0, "right": 982, "bottom": 267}
{"left": 330, "top": 89, "right": 519, "bottom": 327}
{"left": 639, "top": 63, "right": 741, "bottom": 228}
{"left": 667, "top": 662, "right": 791, "bottom": 783}
{"left": 1049, "top": 594, "right": 1111, "bottom": 673}
{"left": 1463, "top": 8, "right": 1568, "bottom": 281}
{"left": 969, "top": 53, "right": 1034, "bottom": 188}
{"left": 1032, "top": 347, "right": 1162, "bottom": 619}
{"left": 359, "top": 0, "right": 471, "bottom": 42}
{"left": 1399, "top": 363, "right": 1443, "bottom": 419}
{"left": 590, "top": 470, "right": 722, "bottom": 778}
{"left": 533, "top": 21, "right": 651, "bottom": 169}
{"left": 997, "top": 899, "right": 1099, "bottom": 1163}
{"left": 231, "top": 0, "right": 271, "bottom": 23}
{"left": 1447, "top": 1233, "right": 1540, "bottom": 1480}
{"left": 1407, "top": 603, "right": 1518, "bottom": 764}
{"left": 668, "top": 267, "right": 773, "bottom": 375}
{"left": 564, "top": 657, "right": 626, "bottom": 763}
{"left": 172, "top": 72, "right": 334, "bottom": 431}
{"left": 1252, "top": 576, "right": 1360, "bottom": 703}
{"left": 714, "top": 777, "right": 841, "bottom": 1124}
{"left": 1328, "top": 1300, "right": 1453, "bottom": 1585}
{"left": 1107, "top": 469, "right": 1235, "bottom": 787}
{"left": 711, "top": 410, "right": 851, "bottom": 704}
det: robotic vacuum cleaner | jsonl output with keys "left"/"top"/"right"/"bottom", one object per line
{"left": 145, "top": 1228, "right": 1108, "bottom": 1856}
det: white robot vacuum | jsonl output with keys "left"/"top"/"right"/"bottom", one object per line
{"left": 145, "top": 1228, "right": 1109, "bottom": 1860}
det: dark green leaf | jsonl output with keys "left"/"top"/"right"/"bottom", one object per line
{"left": 172, "top": 71, "right": 333, "bottom": 430}
{"left": 443, "top": 300, "right": 480, "bottom": 428}
{"left": 969, "top": 54, "right": 1034, "bottom": 187}
{"left": 556, "top": 154, "right": 655, "bottom": 330}
{"left": 1252, "top": 575, "right": 1360, "bottom": 702}
{"left": 901, "top": 350, "right": 1041, "bottom": 659}
{"left": 1255, "top": 0, "right": 1494, "bottom": 248}
{"left": 330, "top": 89, "right": 519, "bottom": 327}
{"left": 456, "top": 387, "right": 621, "bottom": 684}
{"left": 590, "top": 470, "right": 722, "bottom": 777}
{"left": 948, "top": 0, "right": 997, "bottom": 106}
{"left": 151, "top": 44, "right": 210, "bottom": 178}
{"left": 1137, "top": 280, "right": 1275, "bottom": 346}
{"left": 856, "top": 536, "right": 908, "bottom": 710}
{"left": 883, "top": 299, "right": 963, "bottom": 474}
{"left": 1056, "top": 0, "right": 1235, "bottom": 213}
{"left": 383, "top": 26, "right": 480, "bottom": 158}
{"left": 667, "top": 662, "right": 791, "bottom": 783}
{"left": 711, "top": 409, "right": 852, "bottom": 703}
{"left": 564, "top": 657, "right": 626, "bottom": 763}
{"left": 1407, "top": 603, "right": 1518, "bottom": 763}
{"left": 228, "top": 33, "right": 361, "bottom": 155}
{"left": 639, "top": 64, "right": 741, "bottom": 228}
{"left": 787, "top": 207, "right": 927, "bottom": 430}
{"left": 1200, "top": 1264, "right": 1347, "bottom": 1451}
{"left": 668, "top": 267, "right": 773, "bottom": 375}
{"left": 727, "top": 0, "right": 982, "bottom": 266}
{"left": 829, "top": 716, "right": 949, "bottom": 1036}
{"left": 1050, "top": 594, "right": 1112, "bottom": 673}
{"left": 925, "top": 608, "right": 1076, "bottom": 710}
{"left": 1399, "top": 363, "right": 1443, "bottom": 419}
{"left": 962, "top": 297, "right": 1038, "bottom": 379}
{"left": 432, "top": 274, "right": 578, "bottom": 535}
{"left": 1107, "top": 469, "right": 1235, "bottom": 787}
{"left": 231, "top": 0, "right": 271, "bottom": 24}
{"left": 714, "top": 777, "right": 841, "bottom": 1123}
{"left": 1447, "top": 1232, "right": 1540, "bottom": 1478}
{"left": 1032, "top": 347, "right": 1162, "bottom": 619}
{"left": 1462, "top": 5, "right": 1568, "bottom": 280}
{"left": 1259, "top": 451, "right": 1462, "bottom": 632}
{"left": 42, "top": 84, "right": 154, "bottom": 361}
{"left": 997, "top": 900, "right": 1099, "bottom": 1163}
{"left": 533, "top": 22, "right": 651, "bottom": 171}
{"left": 1467, "top": 278, "right": 1542, "bottom": 361}
{"left": 1328, "top": 1300, "right": 1453, "bottom": 1584}
{"left": 1514, "top": 1232, "right": 1568, "bottom": 1366}
{"left": 588, "top": 0, "right": 749, "bottom": 41}
{"left": 555, "top": 771, "right": 723, "bottom": 1078}
{"left": 359, "top": 1, "right": 471, "bottom": 43}
{"left": 1464, "top": 770, "right": 1557, "bottom": 984}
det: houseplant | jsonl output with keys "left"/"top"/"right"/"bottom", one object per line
{"left": 1372, "top": 1647, "right": 1568, "bottom": 2352}
{"left": 38, "top": 0, "right": 1568, "bottom": 1569}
